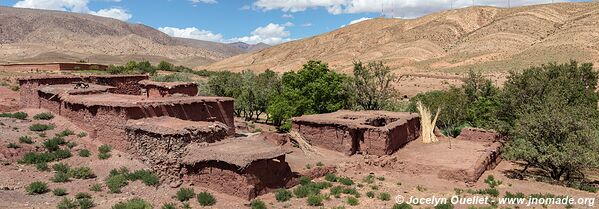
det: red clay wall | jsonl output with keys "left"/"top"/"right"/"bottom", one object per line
{"left": 58, "top": 63, "right": 107, "bottom": 71}
{"left": 182, "top": 158, "right": 293, "bottom": 200}
{"left": 18, "top": 75, "right": 148, "bottom": 108}
{"left": 146, "top": 86, "right": 198, "bottom": 98}
{"left": 0, "top": 64, "right": 61, "bottom": 71}
{"left": 293, "top": 117, "right": 420, "bottom": 156}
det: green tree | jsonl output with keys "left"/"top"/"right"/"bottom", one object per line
{"left": 157, "top": 61, "right": 174, "bottom": 71}
{"left": 501, "top": 61, "right": 599, "bottom": 181}
{"left": 351, "top": 61, "right": 398, "bottom": 110}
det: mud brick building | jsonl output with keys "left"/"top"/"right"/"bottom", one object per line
{"left": 0, "top": 62, "right": 107, "bottom": 71}
{"left": 292, "top": 110, "right": 421, "bottom": 156}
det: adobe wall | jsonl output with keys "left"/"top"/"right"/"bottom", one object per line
{"left": 18, "top": 75, "right": 148, "bottom": 108}
{"left": 146, "top": 85, "right": 198, "bottom": 98}
{"left": 0, "top": 64, "right": 61, "bottom": 71}
{"left": 124, "top": 122, "right": 229, "bottom": 183}
{"left": 58, "top": 63, "right": 108, "bottom": 71}
{"left": 182, "top": 157, "right": 293, "bottom": 200}
{"left": 292, "top": 116, "right": 420, "bottom": 156}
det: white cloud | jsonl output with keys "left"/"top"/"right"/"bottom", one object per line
{"left": 90, "top": 8, "right": 132, "bottom": 21}
{"left": 13, "top": 0, "right": 132, "bottom": 21}
{"left": 283, "top": 22, "right": 295, "bottom": 27}
{"left": 158, "top": 27, "right": 224, "bottom": 42}
{"left": 253, "top": 0, "right": 570, "bottom": 18}
{"left": 190, "top": 0, "right": 217, "bottom": 4}
{"left": 228, "top": 23, "right": 292, "bottom": 45}
{"left": 302, "top": 23, "right": 313, "bottom": 27}
{"left": 282, "top": 13, "right": 294, "bottom": 18}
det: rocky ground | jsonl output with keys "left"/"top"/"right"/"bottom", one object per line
{"left": 0, "top": 108, "right": 596, "bottom": 209}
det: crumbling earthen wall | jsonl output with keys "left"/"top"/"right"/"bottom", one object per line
{"left": 0, "top": 63, "right": 61, "bottom": 71}
{"left": 146, "top": 86, "right": 198, "bottom": 98}
{"left": 182, "top": 158, "right": 293, "bottom": 200}
{"left": 292, "top": 112, "right": 421, "bottom": 156}
{"left": 124, "top": 121, "right": 229, "bottom": 183}
{"left": 18, "top": 75, "right": 148, "bottom": 108}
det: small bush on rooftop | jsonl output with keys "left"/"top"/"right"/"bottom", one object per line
{"left": 29, "top": 124, "right": 54, "bottom": 132}
{"left": 33, "top": 112, "right": 54, "bottom": 120}
{"left": 26, "top": 181, "right": 49, "bottom": 195}
{"left": 176, "top": 188, "right": 195, "bottom": 202}
{"left": 112, "top": 198, "right": 152, "bottom": 209}
{"left": 197, "top": 192, "right": 216, "bottom": 206}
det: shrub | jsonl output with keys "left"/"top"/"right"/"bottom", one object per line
{"left": 316, "top": 161, "right": 324, "bottom": 167}
{"left": 378, "top": 192, "right": 391, "bottom": 201}
{"left": 33, "top": 112, "right": 54, "bottom": 120}
{"left": 112, "top": 198, "right": 152, "bottom": 209}
{"left": 69, "top": 167, "right": 95, "bottom": 179}
{"left": 484, "top": 175, "right": 502, "bottom": 188}
{"left": 66, "top": 141, "right": 76, "bottom": 149}
{"left": 53, "top": 188, "right": 67, "bottom": 196}
{"left": 376, "top": 176, "right": 385, "bottom": 181}
{"left": 299, "top": 176, "right": 312, "bottom": 185}
{"left": 0, "top": 112, "right": 28, "bottom": 119}
{"left": 307, "top": 194, "right": 323, "bottom": 206}
{"left": 6, "top": 142, "right": 21, "bottom": 149}
{"left": 370, "top": 185, "right": 379, "bottom": 190}
{"left": 162, "top": 203, "right": 177, "bottom": 209}
{"left": 127, "top": 170, "right": 159, "bottom": 186}
{"left": 330, "top": 186, "right": 344, "bottom": 197}
{"left": 78, "top": 198, "right": 95, "bottom": 209}
{"left": 346, "top": 196, "right": 359, "bottom": 206}
{"left": 75, "top": 192, "right": 92, "bottom": 199}
{"left": 90, "top": 183, "right": 102, "bottom": 192}
{"left": 351, "top": 61, "right": 398, "bottom": 110}
{"left": 566, "top": 180, "right": 598, "bottom": 193}
{"left": 77, "top": 132, "right": 88, "bottom": 138}
{"left": 56, "top": 129, "right": 75, "bottom": 137}
{"left": 98, "top": 144, "right": 112, "bottom": 153}
{"left": 197, "top": 192, "right": 216, "bottom": 206}
{"left": 275, "top": 188, "right": 292, "bottom": 202}
{"left": 79, "top": 149, "right": 91, "bottom": 157}
{"left": 57, "top": 197, "right": 78, "bottom": 209}
{"left": 250, "top": 199, "right": 267, "bottom": 209}
{"left": 52, "top": 172, "right": 70, "bottom": 183}
{"left": 362, "top": 174, "right": 375, "bottom": 184}
{"left": 366, "top": 191, "right": 375, "bottom": 198}
{"left": 337, "top": 177, "right": 354, "bottom": 186}
{"left": 52, "top": 163, "right": 70, "bottom": 173}
{"left": 26, "top": 181, "right": 49, "bottom": 194}
{"left": 19, "top": 136, "right": 33, "bottom": 144}
{"left": 176, "top": 188, "right": 196, "bottom": 202}
{"left": 293, "top": 184, "right": 320, "bottom": 198}
{"left": 106, "top": 174, "right": 128, "bottom": 193}
{"left": 18, "top": 152, "right": 53, "bottom": 164}
{"left": 35, "top": 162, "right": 49, "bottom": 171}
{"left": 51, "top": 149, "right": 72, "bottom": 160}
{"left": 342, "top": 187, "right": 360, "bottom": 198}
{"left": 43, "top": 137, "right": 66, "bottom": 151}
{"left": 325, "top": 173, "right": 337, "bottom": 182}
{"left": 393, "top": 203, "right": 413, "bottom": 209}
{"left": 98, "top": 152, "right": 111, "bottom": 160}
{"left": 435, "top": 203, "right": 454, "bottom": 209}
{"left": 29, "top": 124, "right": 54, "bottom": 132}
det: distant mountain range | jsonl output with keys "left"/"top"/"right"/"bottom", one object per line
{"left": 0, "top": 6, "right": 269, "bottom": 66}
{"left": 203, "top": 2, "right": 599, "bottom": 74}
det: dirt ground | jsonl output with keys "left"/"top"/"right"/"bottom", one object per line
{"left": 0, "top": 108, "right": 596, "bottom": 209}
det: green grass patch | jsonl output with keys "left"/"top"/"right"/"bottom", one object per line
{"left": 0, "top": 112, "right": 28, "bottom": 120}
{"left": 29, "top": 123, "right": 54, "bottom": 132}
{"left": 26, "top": 181, "right": 49, "bottom": 195}
{"left": 33, "top": 112, "right": 54, "bottom": 120}
{"left": 112, "top": 198, "right": 152, "bottom": 209}
{"left": 197, "top": 192, "right": 216, "bottom": 206}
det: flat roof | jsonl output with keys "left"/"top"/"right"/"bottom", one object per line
{"left": 18, "top": 74, "right": 148, "bottom": 81}
{"left": 292, "top": 110, "right": 419, "bottom": 129}
{"left": 182, "top": 137, "right": 289, "bottom": 168}
{"left": 125, "top": 117, "right": 227, "bottom": 135}
{"left": 59, "top": 92, "right": 234, "bottom": 107}
{"left": 139, "top": 80, "right": 198, "bottom": 89}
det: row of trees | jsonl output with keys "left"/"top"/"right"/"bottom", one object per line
{"left": 411, "top": 61, "right": 599, "bottom": 183}
{"left": 205, "top": 60, "right": 400, "bottom": 131}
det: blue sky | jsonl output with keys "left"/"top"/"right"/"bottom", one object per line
{"left": 1, "top": 0, "right": 590, "bottom": 45}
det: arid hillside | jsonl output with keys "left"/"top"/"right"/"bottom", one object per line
{"left": 0, "top": 6, "right": 267, "bottom": 66}
{"left": 203, "top": 2, "right": 599, "bottom": 74}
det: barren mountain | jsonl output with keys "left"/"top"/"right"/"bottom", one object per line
{"left": 203, "top": 2, "right": 599, "bottom": 74}
{"left": 0, "top": 6, "right": 261, "bottom": 66}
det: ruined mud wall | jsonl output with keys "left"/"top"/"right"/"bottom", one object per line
{"left": 125, "top": 126, "right": 228, "bottom": 183}
{"left": 182, "top": 158, "right": 293, "bottom": 200}
{"left": 362, "top": 117, "right": 421, "bottom": 156}
{"left": 0, "top": 64, "right": 61, "bottom": 71}
{"left": 292, "top": 123, "right": 357, "bottom": 155}
{"left": 146, "top": 86, "right": 198, "bottom": 98}
{"left": 125, "top": 100, "right": 235, "bottom": 135}
{"left": 292, "top": 116, "right": 420, "bottom": 156}
{"left": 18, "top": 75, "right": 148, "bottom": 108}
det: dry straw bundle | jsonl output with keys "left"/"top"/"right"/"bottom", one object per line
{"left": 416, "top": 101, "right": 440, "bottom": 144}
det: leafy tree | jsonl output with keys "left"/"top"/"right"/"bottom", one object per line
{"left": 157, "top": 61, "right": 174, "bottom": 71}
{"left": 501, "top": 61, "right": 599, "bottom": 181}
{"left": 351, "top": 61, "right": 398, "bottom": 110}
{"left": 408, "top": 88, "right": 468, "bottom": 137}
